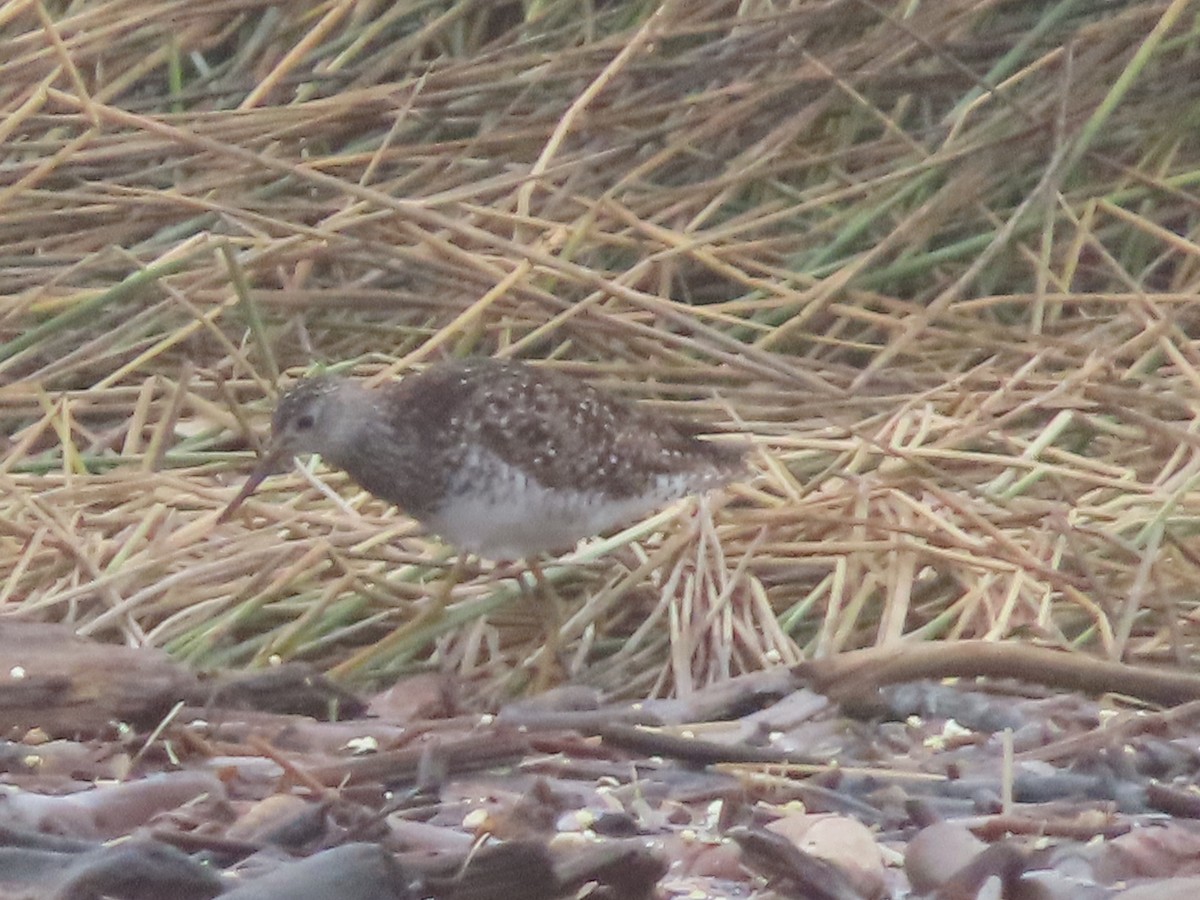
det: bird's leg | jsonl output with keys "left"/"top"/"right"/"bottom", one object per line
{"left": 431, "top": 551, "right": 470, "bottom": 615}
{"left": 328, "top": 550, "right": 469, "bottom": 679}
{"left": 523, "top": 557, "right": 568, "bottom": 690}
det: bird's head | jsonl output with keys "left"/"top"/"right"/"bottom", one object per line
{"left": 217, "top": 374, "right": 349, "bottom": 522}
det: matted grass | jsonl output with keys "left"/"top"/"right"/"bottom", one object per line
{"left": 3, "top": 0, "right": 1200, "bottom": 694}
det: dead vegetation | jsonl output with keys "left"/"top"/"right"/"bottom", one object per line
{"left": 2, "top": 0, "right": 1200, "bottom": 693}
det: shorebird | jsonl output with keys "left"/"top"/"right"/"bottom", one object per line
{"left": 219, "top": 358, "right": 747, "bottom": 677}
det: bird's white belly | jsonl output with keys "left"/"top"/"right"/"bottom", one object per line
{"left": 424, "top": 483, "right": 671, "bottom": 559}
{"left": 422, "top": 445, "right": 699, "bottom": 559}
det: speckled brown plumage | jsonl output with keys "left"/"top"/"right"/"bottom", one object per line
{"left": 222, "top": 358, "right": 747, "bottom": 559}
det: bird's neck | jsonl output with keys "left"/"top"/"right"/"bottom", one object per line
{"left": 315, "top": 381, "right": 378, "bottom": 471}
{"left": 318, "top": 385, "right": 434, "bottom": 513}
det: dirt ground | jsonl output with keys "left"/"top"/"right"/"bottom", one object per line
{"left": 5, "top": 621, "right": 1200, "bottom": 899}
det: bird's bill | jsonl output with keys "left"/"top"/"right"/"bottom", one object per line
{"left": 216, "top": 444, "right": 289, "bottom": 523}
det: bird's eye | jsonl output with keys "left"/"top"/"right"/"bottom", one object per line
{"left": 295, "top": 414, "right": 315, "bottom": 430}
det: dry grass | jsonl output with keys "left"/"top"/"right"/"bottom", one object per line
{"left": 3, "top": 0, "right": 1200, "bottom": 694}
